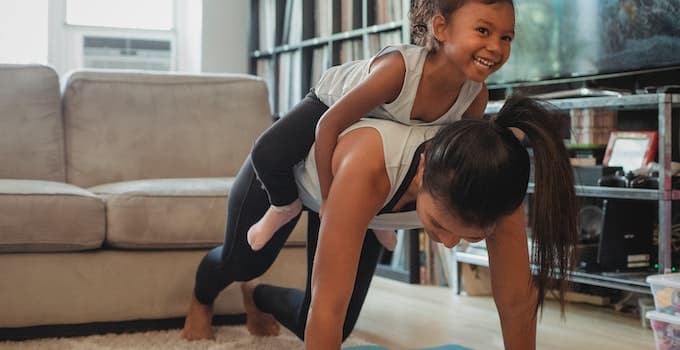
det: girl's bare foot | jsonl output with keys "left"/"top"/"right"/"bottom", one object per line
{"left": 181, "top": 295, "right": 215, "bottom": 340}
{"left": 240, "top": 281, "right": 280, "bottom": 336}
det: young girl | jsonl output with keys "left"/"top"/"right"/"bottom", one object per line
{"left": 246, "top": 0, "right": 516, "bottom": 251}
{"left": 182, "top": 95, "right": 578, "bottom": 350}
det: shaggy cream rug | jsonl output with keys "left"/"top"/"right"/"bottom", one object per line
{"left": 0, "top": 325, "right": 371, "bottom": 350}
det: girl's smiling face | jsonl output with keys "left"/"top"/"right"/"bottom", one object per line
{"left": 435, "top": 1, "right": 516, "bottom": 82}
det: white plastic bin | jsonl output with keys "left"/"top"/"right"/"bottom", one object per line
{"left": 647, "top": 274, "right": 680, "bottom": 315}
{"left": 647, "top": 311, "right": 680, "bottom": 350}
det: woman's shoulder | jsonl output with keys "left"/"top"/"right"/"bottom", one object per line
{"left": 342, "top": 119, "right": 439, "bottom": 151}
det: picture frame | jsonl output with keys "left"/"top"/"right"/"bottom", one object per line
{"left": 603, "top": 131, "right": 658, "bottom": 172}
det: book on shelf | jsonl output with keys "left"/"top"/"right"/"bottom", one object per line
{"left": 255, "top": 58, "right": 276, "bottom": 111}
{"left": 374, "top": 0, "right": 404, "bottom": 25}
{"left": 258, "top": 0, "right": 277, "bottom": 50}
{"left": 277, "top": 53, "right": 291, "bottom": 113}
{"left": 281, "top": 0, "right": 303, "bottom": 45}
{"left": 277, "top": 50, "right": 303, "bottom": 114}
{"left": 340, "top": 0, "right": 362, "bottom": 32}
{"left": 310, "top": 45, "right": 330, "bottom": 89}
{"left": 314, "top": 0, "right": 331, "bottom": 38}
{"left": 290, "top": 49, "right": 303, "bottom": 107}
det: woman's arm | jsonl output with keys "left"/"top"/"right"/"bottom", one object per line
{"left": 315, "top": 52, "right": 404, "bottom": 214}
{"left": 305, "top": 127, "right": 391, "bottom": 349}
{"left": 485, "top": 205, "right": 538, "bottom": 350}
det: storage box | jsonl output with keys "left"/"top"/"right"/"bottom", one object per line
{"left": 647, "top": 311, "right": 680, "bottom": 350}
{"left": 647, "top": 274, "right": 680, "bottom": 315}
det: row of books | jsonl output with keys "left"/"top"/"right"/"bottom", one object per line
{"left": 257, "top": 0, "right": 304, "bottom": 50}
{"left": 374, "top": 0, "right": 405, "bottom": 25}
{"left": 342, "top": 0, "right": 405, "bottom": 32}
{"left": 258, "top": 0, "right": 405, "bottom": 50}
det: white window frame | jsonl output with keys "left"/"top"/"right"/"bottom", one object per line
{"left": 48, "top": 0, "right": 200, "bottom": 75}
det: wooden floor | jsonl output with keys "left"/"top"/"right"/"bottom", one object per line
{"left": 353, "top": 277, "right": 656, "bottom": 350}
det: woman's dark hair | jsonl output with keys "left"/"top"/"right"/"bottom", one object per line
{"left": 410, "top": 0, "right": 515, "bottom": 51}
{"left": 423, "top": 95, "right": 577, "bottom": 314}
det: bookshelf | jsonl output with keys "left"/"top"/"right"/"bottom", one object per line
{"left": 248, "top": 0, "right": 412, "bottom": 117}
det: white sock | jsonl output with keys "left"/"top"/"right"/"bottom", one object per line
{"left": 247, "top": 199, "right": 303, "bottom": 251}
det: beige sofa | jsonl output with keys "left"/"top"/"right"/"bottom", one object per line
{"left": 0, "top": 64, "right": 307, "bottom": 337}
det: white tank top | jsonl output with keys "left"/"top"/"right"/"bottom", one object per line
{"left": 314, "top": 44, "right": 483, "bottom": 125}
{"left": 294, "top": 118, "right": 441, "bottom": 230}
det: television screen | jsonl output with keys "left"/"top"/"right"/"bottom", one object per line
{"left": 488, "top": 0, "right": 680, "bottom": 86}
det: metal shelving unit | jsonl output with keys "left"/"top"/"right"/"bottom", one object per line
{"left": 454, "top": 93, "right": 680, "bottom": 294}
{"left": 455, "top": 251, "right": 652, "bottom": 295}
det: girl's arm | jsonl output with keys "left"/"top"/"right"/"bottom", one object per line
{"left": 315, "top": 52, "right": 405, "bottom": 214}
{"left": 485, "top": 205, "right": 538, "bottom": 350}
{"left": 305, "top": 127, "right": 391, "bottom": 349}
{"left": 462, "top": 83, "right": 489, "bottom": 119}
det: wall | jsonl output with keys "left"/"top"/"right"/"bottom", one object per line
{"left": 201, "top": 0, "right": 248, "bottom": 74}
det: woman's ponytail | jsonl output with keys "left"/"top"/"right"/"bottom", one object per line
{"left": 495, "top": 95, "right": 578, "bottom": 315}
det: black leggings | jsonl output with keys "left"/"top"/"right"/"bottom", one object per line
{"left": 250, "top": 90, "right": 329, "bottom": 206}
{"left": 193, "top": 156, "right": 382, "bottom": 340}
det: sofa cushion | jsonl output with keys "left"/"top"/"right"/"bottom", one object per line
{"left": 90, "top": 178, "right": 306, "bottom": 249}
{"left": 0, "top": 180, "right": 106, "bottom": 252}
{"left": 62, "top": 70, "right": 272, "bottom": 188}
{"left": 0, "top": 248, "right": 307, "bottom": 328}
{"left": 0, "top": 64, "right": 65, "bottom": 181}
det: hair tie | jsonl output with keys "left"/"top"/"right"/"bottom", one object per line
{"left": 413, "top": 23, "right": 428, "bottom": 34}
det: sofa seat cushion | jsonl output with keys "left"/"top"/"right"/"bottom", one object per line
{"left": 89, "top": 178, "right": 306, "bottom": 249}
{"left": 0, "top": 179, "right": 106, "bottom": 252}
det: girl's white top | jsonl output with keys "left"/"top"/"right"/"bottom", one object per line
{"left": 294, "top": 118, "right": 440, "bottom": 231}
{"left": 314, "top": 44, "right": 483, "bottom": 125}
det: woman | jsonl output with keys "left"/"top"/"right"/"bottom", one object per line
{"left": 181, "top": 95, "right": 578, "bottom": 350}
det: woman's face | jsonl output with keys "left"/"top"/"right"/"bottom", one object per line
{"left": 415, "top": 190, "right": 493, "bottom": 248}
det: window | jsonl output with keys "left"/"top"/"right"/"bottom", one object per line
{"left": 66, "top": 0, "right": 174, "bottom": 30}
{"left": 0, "top": 0, "right": 48, "bottom": 64}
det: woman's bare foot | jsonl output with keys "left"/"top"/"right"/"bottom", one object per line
{"left": 240, "top": 281, "right": 280, "bottom": 336}
{"left": 181, "top": 295, "right": 215, "bottom": 340}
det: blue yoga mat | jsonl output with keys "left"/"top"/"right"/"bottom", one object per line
{"left": 344, "top": 345, "right": 473, "bottom": 350}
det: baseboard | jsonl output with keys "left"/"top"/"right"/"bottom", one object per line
{"left": 0, "top": 314, "right": 246, "bottom": 341}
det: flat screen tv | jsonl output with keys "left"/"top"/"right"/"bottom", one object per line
{"left": 487, "top": 0, "right": 680, "bottom": 88}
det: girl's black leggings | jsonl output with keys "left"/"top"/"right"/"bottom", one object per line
{"left": 193, "top": 155, "right": 383, "bottom": 340}
{"left": 250, "top": 89, "right": 328, "bottom": 206}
